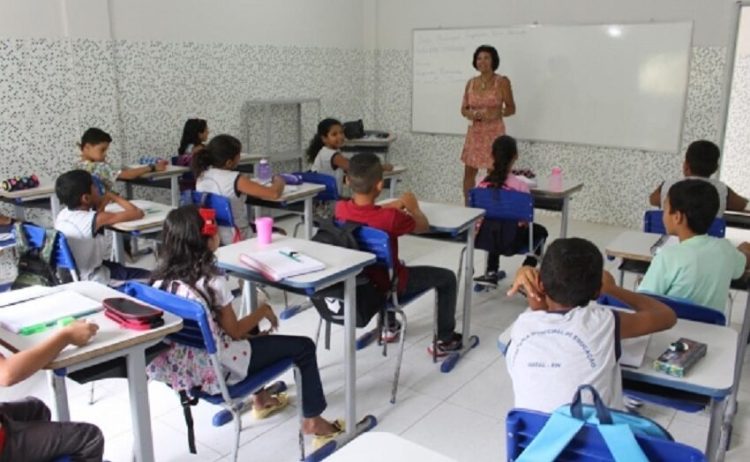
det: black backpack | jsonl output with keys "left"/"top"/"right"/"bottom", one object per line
{"left": 310, "top": 219, "right": 385, "bottom": 328}
{"left": 11, "top": 222, "right": 61, "bottom": 289}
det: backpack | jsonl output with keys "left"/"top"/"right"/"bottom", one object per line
{"left": 11, "top": 222, "right": 61, "bottom": 289}
{"left": 310, "top": 219, "right": 386, "bottom": 328}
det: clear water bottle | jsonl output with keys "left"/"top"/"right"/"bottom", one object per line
{"left": 257, "top": 158, "right": 272, "bottom": 184}
{"left": 550, "top": 166, "right": 563, "bottom": 192}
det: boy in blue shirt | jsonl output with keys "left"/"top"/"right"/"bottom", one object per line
{"left": 639, "top": 179, "right": 750, "bottom": 314}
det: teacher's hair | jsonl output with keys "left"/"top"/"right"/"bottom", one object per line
{"left": 473, "top": 45, "right": 500, "bottom": 71}
{"left": 191, "top": 134, "right": 242, "bottom": 178}
{"left": 485, "top": 135, "right": 518, "bottom": 188}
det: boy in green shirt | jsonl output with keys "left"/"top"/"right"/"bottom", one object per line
{"left": 639, "top": 179, "right": 750, "bottom": 314}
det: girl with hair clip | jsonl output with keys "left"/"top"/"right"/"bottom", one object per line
{"left": 147, "top": 205, "right": 344, "bottom": 448}
{"left": 306, "top": 118, "right": 392, "bottom": 194}
{"left": 192, "top": 134, "right": 285, "bottom": 245}
{"left": 473, "top": 135, "right": 548, "bottom": 289}
{"left": 176, "top": 118, "right": 209, "bottom": 166}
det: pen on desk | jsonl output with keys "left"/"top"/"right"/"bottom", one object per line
{"left": 279, "top": 250, "right": 302, "bottom": 262}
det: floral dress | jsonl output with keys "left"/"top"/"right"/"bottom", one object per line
{"left": 460, "top": 74, "right": 507, "bottom": 170}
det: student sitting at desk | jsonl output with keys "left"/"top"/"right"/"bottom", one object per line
{"left": 193, "top": 134, "right": 286, "bottom": 245}
{"left": 639, "top": 179, "right": 750, "bottom": 315}
{"left": 76, "top": 127, "right": 168, "bottom": 192}
{"left": 176, "top": 118, "right": 209, "bottom": 166}
{"left": 473, "top": 135, "right": 548, "bottom": 288}
{"left": 0, "top": 320, "right": 103, "bottom": 461}
{"left": 147, "top": 205, "right": 344, "bottom": 449}
{"left": 306, "top": 118, "right": 393, "bottom": 195}
{"left": 649, "top": 140, "right": 748, "bottom": 215}
{"left": 506, "top": 238, "right": 676, "bottom": 412}
{"left": 335, "top": 153, "right": 463, "bottom": 356}
{"left": 54, "top": 169, "right": 151, "bottom": 284}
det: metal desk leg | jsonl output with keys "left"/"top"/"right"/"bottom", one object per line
{"left": 343, "top": 275, "right": 357, "bottom": 438}
{"left": 304, "top": 197, "right": 313, "bottom": 240}
{"left": 441, "top": 221, "right": 480, "bottom": 372}
{"left": 125, "top": 182, "right": 134, "bottom": 200}
{"left": 48, "top": 370, "right": 70, "bottom": 421}
{"left": 170, "top": 176, "right": 179, "bottom": 208}
{"left": 253, "top": 205, "right": 262, "bottom": 224}
{"left": 13, "top": 203, "right": 25, "bottom": 221}
{"left": 113, "top": 232, "right": 125, "bottom": 264}
{"left": 720, "top": 289, "right": 750, "bottom": 455}
{"left": 127, "top": 348, "right": 156, "bottom": 462}
{"left": 560, "top": 197, "right": 570, "bottom": 238}
{"left": 50, "top": 195, "right": 61, "bottom": 220}
{"left": 241, "top": 280, "right": 258, "bottom": 317}
{"left": 706, "top": 397, "right": 727, "bottom": 462}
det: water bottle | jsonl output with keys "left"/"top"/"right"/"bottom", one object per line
{"left": 257, "top": 158, "right": 272, "bottom": 184}
{"left": 550, "top": 166, "right": 563, "bottom": 192}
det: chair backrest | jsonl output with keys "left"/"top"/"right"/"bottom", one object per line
{"left": 506, "top": 409, "right": 706, "bottom": 462}
{"left": 181, "top": 191, "right": 236, "bottom": 228}
{"left": 469, "top": 187, "right": 534, "bottom": 222}
{"left": 644, "top": 210, "right": 726, "bottom": 238}
{"left": 350, "top": 225, "right": 393, "bottom": 270}
{"left": 296, "top": 171, "right": 339, "bottom": 202}
{"left": 597, "top": 293, "right": 726, "bottom": 326}
{"left": 21, "top": 223, "right": 79, "bottom": 276}
{"left": 118, "top": 281, "right": 217, "bottom": 353}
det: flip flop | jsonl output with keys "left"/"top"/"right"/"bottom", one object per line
{"left": 251, "top": 392, "right": 289, "bottom": 420}
{"left": 312, "top": 419, "right": 346, "bottom": 450}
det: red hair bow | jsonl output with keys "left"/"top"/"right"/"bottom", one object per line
{"left": 199, "top": 208, "right": 218, "bottom": 237}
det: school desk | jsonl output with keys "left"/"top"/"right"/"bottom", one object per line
{"left": 0, "top": 181, "right": 60, "bottom": 220}
{"left": 378, "top": 199, "right": 486, "bottom": 372}
{"left": 0, "top": 281, "right": 183, "bottom": 462}
{"left": 246, "top": 182, "right": 325, "bottom": 240}
{"left": 497, "top": 315, "right": 736, "bottom": 462}
{"left": 723, "top": 210, "right": 750, "bottom": 230}
{"left": 341, "top": 132, "right": 398, "bottom": 163}
{"left": 215, "top": 235, "right": 376, "bottom": 449}
{"left": 326, "top": 431, "right": 456, "bottom": 462}
{"left": 106, "top": 200, "right": 173, "bottom": 263}
{"left": 530, "top": 177, "right": 584, "bottom": 239}
{"left": 118, "top": 164, "right": 189, "bottom": 208}
{"left": 605, "top": 230, "right": 750, "bottom": 461}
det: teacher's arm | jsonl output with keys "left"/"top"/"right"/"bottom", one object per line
{"left": 500, "top": 76, "right": 516, "bottom": 117}
{"left": 460, "top": 80, "right": 477, "bottom": 120}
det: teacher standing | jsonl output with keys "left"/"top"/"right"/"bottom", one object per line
{"left": 460, "top": 45, "right": 516, "bottom": 204}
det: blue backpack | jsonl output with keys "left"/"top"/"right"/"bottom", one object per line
{"left": 516, "top": 385, "right": 671, "bottom": 462}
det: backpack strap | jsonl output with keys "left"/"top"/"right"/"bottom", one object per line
{"left": 40, "top": 229, "right": 58, "bottom": 266}
{"left": 517, "top": 412, "right": 585, "bottom": 462}
{"left": 178, "top": 389, "right": 200, "bottom": 454}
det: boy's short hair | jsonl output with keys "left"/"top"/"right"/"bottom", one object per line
{"left": 347, "top": 153, "right": 383, "bottom": 194}
{"left": 685, "top": 140, "right": 720, "bottom": 177}
{"left": 56, "top": 170, "right": 94, "bottom": 209}
{"left": 540, "top": 238, "right": 603, "bottom": 308}
{"left": 667, "top": 179, "right": 719, "bottom": 235}
{"left": 80, "top": 127, "right": 112, "bottom": 146}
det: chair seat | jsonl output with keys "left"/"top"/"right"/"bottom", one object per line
{"left": 618, "top": 259, "right": 650, "bottom": 275}
{"left": 196, "top": 358, "right": 293, "bottom": 403}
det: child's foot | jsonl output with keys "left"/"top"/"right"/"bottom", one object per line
{"left": 521, "top": 256, "right": 538, "bottom": 267}
{"left": 251, "top": 389, "right": 289, "bottom": 419}
{"left": 308, "top": 418, "right": 345, "bottom": 450}
{"left": 381, "top": 319, "right": 402, "bottom": 343}
{"left": 427, "top": 332, "right": 463, "bottom": 358}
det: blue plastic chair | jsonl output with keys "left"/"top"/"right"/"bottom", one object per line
{"left": 291, "top": 172, "right": 339, "bottom": 237}
{"left": 468, "top": 188, "right": 544, "bottom": 286}
{"left": 598, "top": 293, "right": 723, "bottom": 413}
{"left": 18, "top": 223, "right": 79, "bottom": 282}
{"left": 181, "top": 190, "right": 237, "bottom": 233}
{"left": 506, "top": 408, "right": 706, "bottom": 461}
{"left": 118, "top": 281, "right": 304, "bottom": 462}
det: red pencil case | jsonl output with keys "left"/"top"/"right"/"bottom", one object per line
{"left": 103, "top": 297, "right": 164, "bottom": 330}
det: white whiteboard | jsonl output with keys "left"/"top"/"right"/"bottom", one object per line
{"left": 412, "top": 23, "right": 693, "bottom": 153}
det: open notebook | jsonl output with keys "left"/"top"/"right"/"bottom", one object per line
{"left": 0, "top": 289, "right": 101, "bottom": 334}
{"left": 240, "top": 247, "right": 325, "bottom": 281}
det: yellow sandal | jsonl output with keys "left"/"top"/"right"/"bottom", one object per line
{"left": 312, "top": 419, "right": 346, "bottom": 450}
{"left": 251, "top": 392, "right": 289, "bottom": 420}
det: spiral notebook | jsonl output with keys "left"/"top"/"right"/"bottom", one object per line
{"left": 240, "top": 247, "right": 325, "bottom": 281}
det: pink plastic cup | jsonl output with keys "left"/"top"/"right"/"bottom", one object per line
{"left": 255, "top": 217, "right": 274, "bottom": 245}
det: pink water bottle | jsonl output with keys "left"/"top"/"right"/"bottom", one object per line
{"left": 550, "top": 166, "right": 563, "bottom": 192}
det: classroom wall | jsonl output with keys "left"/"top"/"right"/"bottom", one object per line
{"left": 0, "top": 0, "right": 371, "bottom": 212}
{"left": 369, "top": 0, "right": 738, "bottom": 229}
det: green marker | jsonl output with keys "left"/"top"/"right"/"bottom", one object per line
{"left": 57, "top": 316, "right": 75, "bottom": 327}
{"left": 18, "top": 323, "right": 50, "bottom": 336}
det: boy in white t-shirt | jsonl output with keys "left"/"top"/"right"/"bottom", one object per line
{"left": 54, "top": 169, "right": 151, "bottom": 285}
{"left": 505, "top": 238, "right": 676, "bottom": 413}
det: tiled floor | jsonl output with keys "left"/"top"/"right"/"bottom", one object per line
{"left": 4, "top": 214, "right": 750, "bottom": 461}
